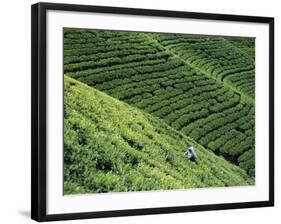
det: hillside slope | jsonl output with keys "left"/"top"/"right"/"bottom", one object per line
{"left": 64, "top": 28, "right": 255, "bottom": 176}
{"left": 153, "top": 33, "right": 255, "bottom": 99}
{"left": 64, "top": 76, "right": 253, "bottom": 194}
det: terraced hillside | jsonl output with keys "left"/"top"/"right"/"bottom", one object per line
{"left": 154, "top": 34, "right": 255, "bottom": 99}
{"left": 64, "top": 28, "right": 255, "bottom": 177}
{"left": 224, "top": 36, "right": 255, "bottom": 59}
{"left": 64, "top": 76, "right": 253, "bottom": 194}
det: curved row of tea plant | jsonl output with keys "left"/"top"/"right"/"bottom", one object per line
{"left": 224, "top": 36, "right": 255, "bottom": 59}
{"left": 64, "top": 76, "right": 253, "bottom": 194}
{"left": 64, "top": 28, "right": 255, "bottom": 176}
{"left": 153, "top": 34, "right": 255, "bottom": 99}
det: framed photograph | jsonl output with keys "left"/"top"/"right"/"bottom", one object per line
{"left": 31, "top": 2, "right": 274, "bottom": 222}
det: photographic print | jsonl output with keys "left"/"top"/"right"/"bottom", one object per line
{"left": 63, "top": 28, "right": 256, "bottom": 195}
{"left": 32, "top": 3, "right": 274, "bottom": 221}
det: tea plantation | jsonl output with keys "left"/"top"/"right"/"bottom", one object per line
{"left": 64, "top": 76, "right": 253, "bottom": 194}
{"left": 63, "top": 28, "right": 256, "bottom": 194}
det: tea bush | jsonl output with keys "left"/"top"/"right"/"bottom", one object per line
{"left": 64, "top": 76, "right": 253, "bottom": 194}
{"left": 64, "top": 28, "right": 255, "bottom": 176}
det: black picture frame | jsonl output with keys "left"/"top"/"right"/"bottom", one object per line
{"left": 31, "top": 2, "right": 274, "bottom": 222}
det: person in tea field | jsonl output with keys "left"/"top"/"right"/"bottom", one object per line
{"left": 184, "top": 146, "right": 197, "bottom": 162}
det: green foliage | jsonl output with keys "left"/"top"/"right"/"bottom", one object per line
{"left": 63, "top": 28, "right": 255, "bottom": 184}
{"left": 64, "top": 76, "right": 253, "bottom": 194}
{"left": 154, "top": 34, "right": 255, "bottom": 99}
